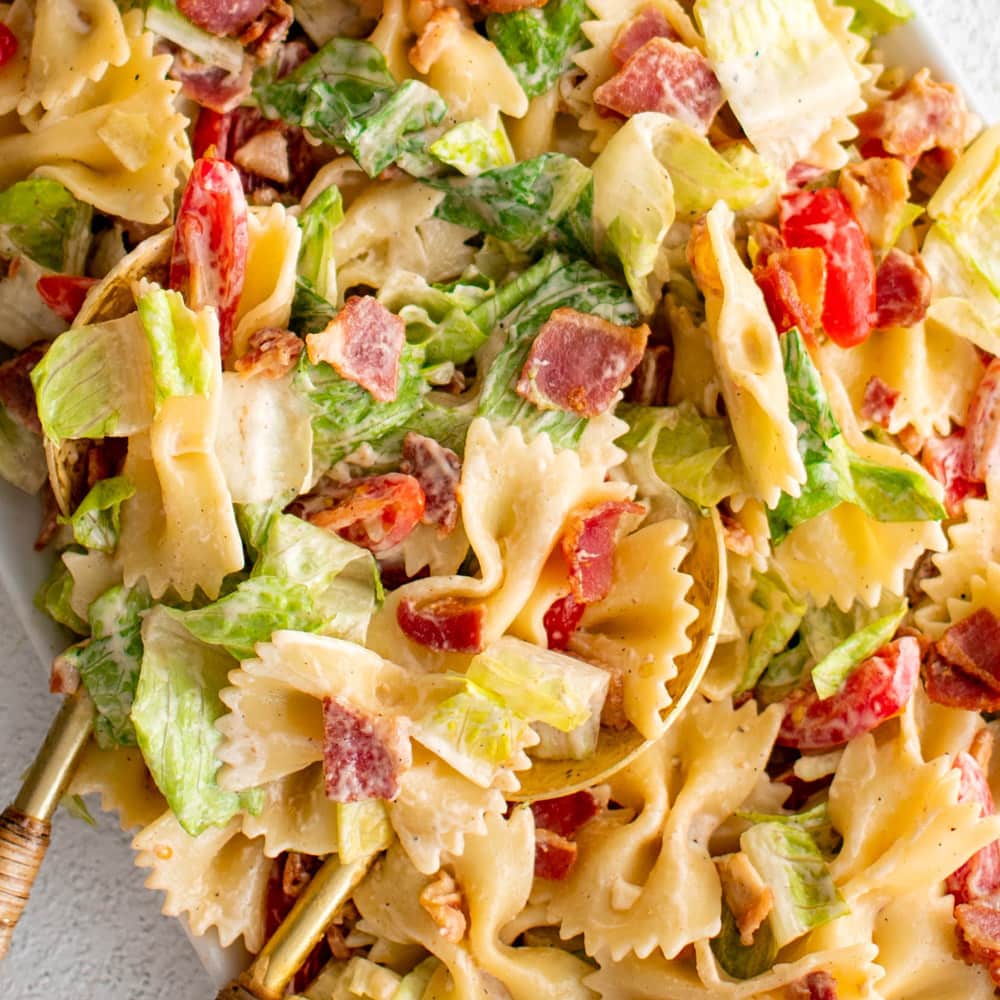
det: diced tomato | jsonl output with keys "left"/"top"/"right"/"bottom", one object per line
{"left": 543, "top": 593, "right": 586, "bottom": 651}
{"left": 873, "top": 249, "right": 931, "bottom": 330}
{"left": 0, "top": 24, "right": 18, "bottom": 68}
{"left": 35, "top": 275, "right": 99, "bottom": 323}
{"left": 777, "top": 636, "right": 920, "bottom": 751}
{"left": 396, "top": 596, "right": 485, "bottom": 653}
{"left": 191, "top": 107, "right": 233, "bottom": 161}
{"left": 753, "top": 247, "right": 826, "bottom": 339}
{"left": 307, "top": 473, "right": 425, "bottom": 554}
{"left": 780, "top": 189, "right": 877, "bottom": 348}
{"left": 169, "top": 155, "right": 249, "bottom": 356}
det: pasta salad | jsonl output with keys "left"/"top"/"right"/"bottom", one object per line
{"left": 3, "top": 0, "right": 1000, "bottom": 997}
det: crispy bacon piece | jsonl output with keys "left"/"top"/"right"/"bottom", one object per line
{"left": 321, "top": 697, "right": 411, "bottom": 802}
{"left": 516, "top": 307, "right": 649, "bottom": 418}
{"left": 955, "top": 901, "right": 1000, "bottom": 987}
{"left": 409, "top": 6, "right": 461, "bottom": 75}
{"left": 543, "top": 593, "right": 586, "bottom": 651}
{"left": 560, "top": 500, "right": 645, "bottom": 604}
{"left": 777, "top": 637, "right": 920, "bottom": 751}
{"left": 400, "top": 432, "right": 461, "bottom": 535}
{"left": 534, "top": 829, "right": 578, "bottom": 881}
{"left": 966, "top": 358, "right": 1000, "bottom": 483}
{"left": 720, "top": 511, "right": 755, "bottom": 558}
{"left": 593, "top": 37, "right": 724, "bottom": 133}
{"left": 177, "top": 0, "right": 270, "bottom": 36}
{"left": 397, "top": 596, "right": 485, "bottom": 653}
{"left": 467, "top": 0, "right": 547, "bottom": 11}
{"left": 947, "top": 752, "right": 1000, "bottom": 906}
{"left": 786, "top": 971, "right": 839, "bottom": 1000}
{"left": 239, "top": 0, "right": 293, "bottom": 57}
{"left": 233, "top": 327, "right": 304, "bottom": 379}
{"left": 171, "top": 55, "right": 252, "bottom": 115}
{"left": 924, "top": 648, "right": 1000, "bottom": 713}
{"left": 716, "top": 852, "right": 774, "bottom": 946}
{"left": 419, "top": 871, "right": 467, "bottom": 942}
{"left": 0, "top": 342, "right": 46, "bottom": 433}
{"left": 306, "top": 296, "right": 405, "bottom": 403}
{"left": 307, "top": 473, "right": 426, "bottom": 554}
{"left": 50, "top": 652, "right": 81, "bottom": 695}
{"left": 748, "top": 221, "right": 787, "bottom": 267}
{"left": 35, "top": 275, "right": 98, "bottom": 323}
{"left": 873, "top": 249, "right": 931, "bottom": 330}
{"left": 838, "top": 157, "right": 911, "bottom": 252}
{"left": 921, "top": 428, "right": 984, "bottom": 517}
{"left": 753, "top": 247, "right": 827, "bottom": 339}
{"left": 786, "top": 162, "right": 828, "bottom": 187}
{"left": 530, "top": 790, "right": 600, "bottom": 839}
{"left": 937, "top": 609, "right": 1000, "bottom": 694}
{"left": 860, "top": 376, "right": 900, "bottom": 429}
{"left": 855, "top": 68, "right": 980, "bottom": 162}
{"left": 625, "top": 343, "right": 673, "bottom": 406}
{"left": 611, "top": 7, "right": 678, "bottom": 65}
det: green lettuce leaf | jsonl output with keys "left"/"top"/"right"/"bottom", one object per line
{"left": 336, "top": 799, "right": 395, "bottom": 864}
{"left": 710, "top": 901, "right": 778, "bottom": 980}
{"left": 0, "top": 178, "right": 92, "bottom": 272}
{"left": 738, "top": 801, "right": 841, "bottom": 858}
{"left": 395, "top": 958, "right": 441, "bottom": 1000}
{"left": 297, "top": 184, "right": 344, "bottom": 306}
{"left": 61, "top": 476, "right": 135, "bottom": 554}
{"left": 756, "top": 643, "right": 810, "bottom": 705}
{"left": 0, "top": 400, "right": 47, "bottom": 494}
{"left": 617, "top": 402, "right": 741, "bottom": 508}
{"left": 34, "top": 555, "right": 88, "bottom": 635}
{"left": 60, "top": 583, "right": 151, "bottom": 748}
{"left": 131, "top": 606, "right": 259, "bottom": 836}
{"left": 740, "top": 821, "right": 849, "bottom": 948}
{"left": 430, "top": 120, "right": 515, "bottom": 177}
{"left": 738, "top": 571, "right": 807, "bottom": 694}
{"left": 290, "top": 278, "right": 338, "bottom": 336}
{"left": 234, "top": 492, "right": 295, "bottom": 558}
{"left": 841, "top": 0, "right": 913, "bottom": 39}
{"left": 254, "top": 39, "right": 447, "bottom": 178}
{"left": 485, "top": 0, "right": 589, "bottom": 99}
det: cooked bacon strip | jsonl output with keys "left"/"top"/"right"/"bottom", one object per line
{"left": 400, "top": 432, "right": 462, "bottom": 535}
{"left": 397, "top": 596, "right": 485, "bottom": 653}
{"left": 593, "top": 37, "right": 724, "bottom": 133}
{"left": 716, "top": 852, "right": 774, "bottom": 946}
{"left": 238, "top": 0, "right": 293, "bottom": 57}
{"left": 873, "top": 249, "right": 931, "bottom": 330}
{"left": 753, "top": 247, "right": 827, "bottom": 339}
{"left": 321, "top": 697, "right": 411, "bottom": 802}
{"left": 955, "top": 901, "right": 1000, "bottom": 987}
{"left": 467, "top": 0, "right": 547, "bottom": 11}
{"left": 778, "top": 637, "right": 920, "bottom": 751}
{"left": 516, "top": 308, "right": 648, "bottom": 418}
{"left": 35, "top": 275, "right": 98, "bottom": 323}
{"left": 924, "top": 648, "right": 1000, "bottom": 713}
{"left": 786, "top": 971, "right": 839, "bottom": 1000}
{"left": 306, "top": 296, "right": 406, "bottom": 404}
{"left": 965, "top": 358, "right": 1000, "bottom": 484}
{"left": 611, "top": 7, "right": 678, "bottom": 65}
{"left": 307, "top": 473, "right": 426, "bottom": 555}
{"left": 419, "top": 871, "right": 467, "bottom": 942}
{"left": 947, "top": 751, "right": 1000, "bottom": 906}
{"left": 922, "top": 428, "right": 984, "bottom": 518}
{"left": 855, "top": 68, "right": 980, "bottom": 162}
{"left": 543, "top": 593, "right": 586, "bottom": 651}
{"left": 720, "top": 511, "right": 755, "bottom": 558}
{"left": 534, "top": 829, "right": 578, "bottom": 881}
{"left": 560, "top": 500, "right": 645, "bottom": 604}
{"left": 530, "top": 790, "right": 600, "bottom": 840}
{"left": 860, "top": 376, "right": 900, "bottom": 429}
{"left": 748, "top": 221, "right": 787, "bottom": 267}
{"left": 234, "top": 327, "right": 304, "bottom": 379}
{"left": 838, "top": 157, "right": 911, "bottom": 252}
{"left": 409, "top": 6, "right": 461, "bottom": 76}
{"left": 625, "top": 344, "right": 673, "bottom": 406}
{"left": 171, "top": 55, "right": 252, "bottom": 115}
{"left": 177, "top": 0, "right": 270, "bottom": 36}
{"left": 0, "top": 342, "right": 46, "bottom": 433}
{"left": 937, "top": 609, "right": 1000, "bottom": 695}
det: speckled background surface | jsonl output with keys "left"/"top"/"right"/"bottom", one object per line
{"left": 2, "top": 3, "right": 999, "bottom": 998}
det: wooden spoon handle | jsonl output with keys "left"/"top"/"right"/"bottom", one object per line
{"left": 0, "top": 808, "right": 50, "bottom": 960}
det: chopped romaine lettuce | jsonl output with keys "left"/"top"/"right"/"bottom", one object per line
{"left": 131, "top": 606, "right": 260, "bottom": 836}
{"left": 841, "top": 0, "right": 913, "bottom": 39}
{"left": 0, "top": 401, "right": 47, "bottom": 494}
{"left": 34, "top": 555, "right": 88, "bottom": 635}
{"left": 290, "top": 278, "right": 338, "bottom": 336}
{"left": 254, "top": 39, "right": 448, "bottom": 178}
{"left": 711, "top": 901, "right": 778, "bottom": 980}
{"left": 336, "top": 799, "right": 395, "bottom": 864}
{"left": 740, "top": 821, "right": 849, "bottom": 948}
{"left": 234, "top": 492, "right": 294, "bottom": 558}
{"left": 60, "top": 583, "right": 150, "bottom": 748}
{"left": 430, "top": 120, "right": 515, "bottom": 177}
{"left": 394, "top": 958, "right": 441, "bottom": 1000}
{"left": 297, "top": 184, "right": 344, "bottom": 307}
{"left": 738, "top": 571, "right": 807, "bottom": 694}
{"left": 0, "top": 255, "right": 69, "bottom": 351}
{"left": 738, "top": 802, "right": 841, "bottom": 858}
{"left": 61, "top": 476, "right": 135, "bottom": 554}
{"left": 756, "top": 643, "right": 810, "bottom": 705}
{"left": 0, "top": 178, "right": 92, "bottom": 272}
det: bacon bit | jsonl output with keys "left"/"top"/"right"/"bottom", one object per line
{"left": 177, "top": 0, "right": 270, "bottom": 36}
{"left": 232, "top": 130, "right": 290, "bottom": 185}
{"left": 306, "top": 296, "right": 405, "bottom": 404}
{"left": 937, "top": 609, "right": 1000, "bottom": 695}
{"left": 924, "top": 648, "right": 1000, "bottom": 713}
{"left": 281, "top": 850, "right": 316, "bottom": 901}
{"left": 0, "top": 23, "right": 18, "bottom": 67}
{"left": 34, "top": 484, "right": 60, "bottom": 551}
{"left": 0, "top": 342, "right": 47, "bottom": 434}
{"left": 530, "top": 790, "right": 601, "bottom": 839}
{"left": 50, "top": 652, "right": 81, "bottom": 695}
{"left": 873, "top": 249, "right": 931, "bottom": 330}
{"left": 397, "top": 595, "right": 485, "bottom": 653}
{"left": 716, "top": 852, "right": 774, "bottom": 947}
{"left": 838, "top": 158, "right": 912, "bottom": 252}
{"left": 516, "top": 307, "right": 649, "bottom": 418}
{"left": 777, "top": 636, "right": 920, "bottom": 751}
{"left": 947, "top": 751, "right": 1000, "bottom": 906}
{"left": 321, "top": 697, "right": 411, "bottom": 802}
{"left": 35, "top": 275, "right": 99, "bottom": 323}
{"left": 409, "top": 6, "right": 461, "bottom": 75}
{"left": 307, "top": 473, "right": 426, "bottom": 554}
{"left": 534, "top": 828, "right": 578, "bottom": 881}
{"left": 860, "top": 376, "right": 900, "bottom": 429}
{"left": 400, "top": 432, "right": 461, "bottom": 535}
{"left": 720, "top": 511, "right": 755, "bottom": 557}
{"left": 965, "top": 358, "right": 1000, "bottom": 483}
{"left": 955, "top": 901, "right": 1000, "bottom": 987}
{"left": 560, "top": 500, "right": 645, "bottom": 605}
{"left": 170, "top": 55, "right": 252, "bottom": 116}
{"left": 787, "top": 162, "right": 828, "bottom": 187}
{"left": 593, "top": 37, "right": 724, "bottom": 134}
{"left": 921, "top": 428, "right": 984, "bottom": 518}
{"left": 611, "top": 7, "right": 678, "bottom": 65}
{"left": 855, "top": 68, "right": 980, "bottom": 162}
{"left": 234, "top": 327, "right": 304, "bottom": 379}
{"left": 753, "top": 247, "right": 827, "bottom": 339}
{"left": 785, "top": 970, "right": 839, "bottom": 1000}
{"left": 239, "top": 0, "right": 293, "bottom": 57}
{"left": 419, "top": 871, "right": 467, "bottom": 942}
{"left": 748, "top": 221, "right": 787, "bottom": 267}
{"left": 543, "top": 593, "right": 586, "bottom": 651}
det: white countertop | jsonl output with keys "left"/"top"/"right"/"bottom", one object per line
{"left": 3, "top": 3, "right": 1000, "bottom": 998}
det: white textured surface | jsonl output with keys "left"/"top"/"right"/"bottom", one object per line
{"left": 2, "top": 3, "right": 1000, "bottom": 998}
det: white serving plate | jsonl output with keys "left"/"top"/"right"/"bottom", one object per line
{"left": 0, "top": 10, "right": 988, "bottom": 994}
